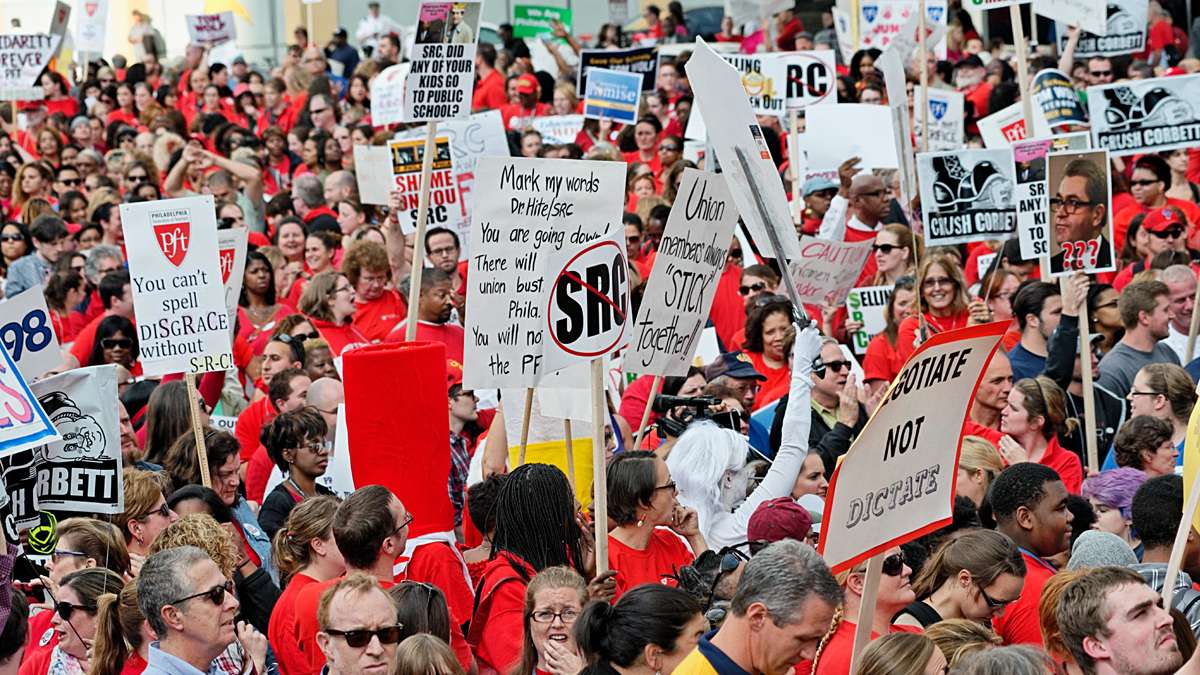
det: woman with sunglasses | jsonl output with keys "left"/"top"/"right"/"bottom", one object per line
{"left": 19, "top": 569, "right": 126, "bottom": 675}
{"left": 862, "top": 276, "right": 916, "bottom": 396}
{"left": 1, "top": 221, "right": 31, "bottom": 272}
{"left": 258, "top": 407, "right": 333, "bottom": 540}
{"left": 1086, "top": 284, "right": 1123, "bottom": 354}
{"left": 87, "top": 315, "right": 140, "bottom": 374}
{"left": 514, "top": 567, "right": 588, "bottom": 675}
{"left": 896, "top": 254, "right": 991, "bottom": 361}
{"left": 112, "top": 468, "right": 178, "bottom": 576}
{"left": 576, "top": 584, "right": 706, "bottom": 675}
{"left": 894, "top": 529, "right": 1026, "bottom": 629}
{"left": 606, "top": 451, "right": 705, "bottom": 598}
{"left": 869, "top": 224, "right": 917, "bottom": 287}
{"left": 996, "top": 377, "right": 1083, "bottom": 494}
{"left": 799, "top": 546, "right": 918, "bottom": 675}
{"left": 299, "top": 271, "right": 369, "bottom": 357}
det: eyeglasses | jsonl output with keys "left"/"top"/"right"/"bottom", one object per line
{"left": 654, "top": 481, "right": 677, "bottom": 493}
{"left": 659, "top": 145, "right": 680, "bottom": 152}
{"left": 302, "top": 438, "right": 326, "bottom": 452}
{"left": 428, "top": 246, "right": 458, "bottom": 257}
{"left": 738, "top": 282, "right": 766, "bottom": 296}
{"left": 126, "top": 173, "right": 149, "bottom": 182}
{"left": 1089, "top": 70, "right": 1113, "bottom": 77}
{"left": 59, "top": 177, "right": 81, "bottom": 186}
{"left": 823, "top": 359, "right": 852, "bottom": 373}
{"left": 1050, "top": 197, "right": 1100, "bottom": 214}
{"left": 323, "top": 625, "right": 404, "bottom": 647}
{"left": 51, "top": 549, "right": 89, "bottom": 564}
{"left": 0, "top": 234, "right": 23, "bottom": 242}
{"left": 1127, "top": 390, "right": 1163, "bottom": 398}
{"left": 976, "top": 583, "right": 1017, "bottom": 613}
{"left": 1150, "top": 227, "right": 1184, "bottom": 239}
{"left": 922, "top": 276, "right": 954, "bottom": 289}
{"left": 333, "top": 285, "right": 354, "bottom": 296}
{"left": 872, "top": 243, "right": 903, "bottom": 254}
{"left": 530, "top": 608, "right": 580, "bottom": 623}
{"left": 881, "top": 551, "right": 907, "bottom": 576}
{"left": 310, "top": 106, "right": 330, "bottom": 115}
{"left": 55, "top": 601, "right": 97, "bottom": 620}
{"left": 392, "top": 512, "right": 414, "bottom": 536}
{"left": 102, "top": 338, "right": 133, "bottom": 350}
{"left": 140, "top": 502, "right": 172, "bottom": 521}
{"left": 1130, "top": 179, "right": 1161, "bottom": 187}
{"left": 170, "top": 579, "right": 234, "bottom": 607}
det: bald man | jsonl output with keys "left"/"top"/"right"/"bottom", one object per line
{"left": 817, "top": 157, "right": 891, "bottom": 242}
{"left": 324, "top": 170, "right": 358, "bottom": 205}
{"left": 307, "top": 377, "right": 344, "bottom": 445}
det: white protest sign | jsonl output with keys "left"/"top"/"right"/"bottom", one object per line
{"left": 0, "top": 287, "right": 62, "bottom": 381}
{"left": 846, "top": 285, "right": 892, "bottom": 355}
{"left": 917, "top": 149, "right": 1018, "bottom": 246}
{"left": 0, "top": 342, "right": 58, "bottom": 457}
{"left": 860, "top": 0, "right": 948, "bottom": 59}
{"left": 121, "top": 196, "right": 234, "bottom": 376}
{"left": 75, "top": 0, "right": 109, "bottom": 54}
{"left": 0, "top": 366, "right": 123, "bottom": 528}
{"left": 787, "top": 237, "right": 874, "bottom": 306}
{"left": 210, "top": 415, "right": 237, "bottom": 434}
{"left": 1046, "top": 148, "right": 1116, "bottom": 277}
{"left": 0, "top": 34, "right": 62, "bottom": 101}
{"left": 884, "top": 7, "right": 948, "bottom": 62}
{"left": 404, "top": 0, "right": 482, "bottom": 122}
{"left": 1035, "top": 0, "right": 1107, "bottom": 36}
{"left": 463, "top": 157, "right": 627, "bottom": 389}
{"left": 781, "top": 51, "right": 837, "bottom": 110}
{"left": 804, "top": 104, "right": 899, "bottom": 171}
{"left": 217, "top": 228, "right": 248, "bottom": 336}
{"left": 371, "top": 62, "right": 411, "bottom": 127}
{"left": 185, "top": 12, "right": 237, "bottom": 45}
{"left": 914, "top": 86, "right": 965, "bottom": 151}
{"left": 1012, "top": 132, "right": 1091, "bottom": 258}
{"left": 388, "top": 136, "right": 468, "bottom": 241}
{"left": 532, "top": 114, "right": 585, "bottom": 144}
{"left": 1033, "top": 69, "right": 1089, "bottom": 129}
{"left": 1056, "top": 0, "right": 1147, "bottom": 55}
{"left": 1088, "top": 74, "right": 1200, "bottom": 156}
{"left": 962, "top": 0, "right": 1027, "bottom": 8}
{"left": 977, "top": 101, "right": 1053, "bottom": 148}
{"left": 721, "top": 54, "right": 788, "bottom": 116}
{"left": 832, "top": 6, "right": 856, "bottom": 65}
{"left": 688, "top": 40, "right": 801, "bottom": 260}
{"left": 542, "top": 227, "right": 630, "bottom": 376}
{"left": 626, "top": 169, "right": 739, "bottom": 377}
{"left": 878, "top": 48, "right": 916, "bottom": 204}
{"left": 353, "top": 146, "right": 393, "bottom": 206}
{"left": 48, "top": 2, "right": 71, "bottom": 60}
{"left": 820, "top": 322, "right": 1008, "bottom": 572}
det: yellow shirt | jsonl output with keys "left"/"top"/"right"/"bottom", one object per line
{"left": 811, "top": 398, "right": 838, "bottom": 429}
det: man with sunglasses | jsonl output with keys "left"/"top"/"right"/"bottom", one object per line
{"left": 53, "top": 166, "right": 82, "bottom": 197}
{"left": 139, "top": 546, "right": 241, "bottom": 675}
{"left": 1114, "top": 155, "right": 1200, "bottom": 254}
{"left": 1112, "top": 207, "right": 1190, "bottom": 291}
{"left": 317, "top": 574, "right": 402, "bottom": 675}
{"left": 807, "top": 339, "right": 867, "bottom": 478}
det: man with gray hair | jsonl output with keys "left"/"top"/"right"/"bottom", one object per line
{"left": 138, "top": 546, "right": 241, "bottom": 675}
{"left": 324, "top": 170, "right": 358, "bottom": 205}
{"left": 291, "top": 174, "right": 339, "bottom": 233}
{"left": 674, "top": 540, "right": 841, "bottom": 675}
{"left": 1160, "top": 264, "right": 1195, "bottom": 361}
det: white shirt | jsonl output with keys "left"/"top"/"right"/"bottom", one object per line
{"left": 355, "top": 13, "right": 404, "bottom": 50}
{"left": 1163, "top": 322, "right": 1193, "bottom": 363}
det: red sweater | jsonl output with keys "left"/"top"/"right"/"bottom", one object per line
{"left": 268, "top": 572, "right": 318, "bottom": 675}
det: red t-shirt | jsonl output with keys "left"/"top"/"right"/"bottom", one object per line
{"left": 268, "top": 572, "right": 318, "bottom": 675}
{"left": 1113, "top": 198, "right": 1200, "bottom": 251}
{"left": 795, "top": 621, "right": 923, "bottom": 675}
{"left": 119, "top": 651, "right": 147, "bottom": 675}
{"left": 895, "top": 310, "right": 970, "bottom": 361}
{"left": 403, "top": 543, "right": 476, "bottom": 672}
{"left": 310, "top": 317, "right": 372, "bottom": 356}
{"left": 353, "top": 291, "right": 407, "bottom": 343}
{"left": 608, "top": 529, "right": 694, "bottom": 599}
{"left": 708, "top": 264, "right": 746, "bottom": 351}
{"left": 500, "top": 102, "right": 550, "bottom": 131}
{"left": 473, "top": 69, "right": 508, "bottom": 111}
{"left": 245, "top": 444, "right": 275, "bottom": 503}
{"left": 386, "top": 321, "right": 465, "bottom": 362}
{"left": 992, "top": 550, "right": 1057, "bottom": 645}
{"left": 468, "top": 554, "right": 531, "bottom": 675}
{"left": 862, "top": 332, "right": 903, "bottom": 384}
{"left": 618, "top": 375, "right": 660, "bottom": 444}
{"left": 235, "top": 397, "right": 276, "bottom": 462}
{"left": 964, "top": 422, "right": 1081, "bottom": 494}
{"left": 745, "top": 351, "right": 788, "bottom": 412}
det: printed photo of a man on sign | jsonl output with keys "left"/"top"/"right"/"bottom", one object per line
{"left": 415, "top": 2, "right": 480, "bottom": 44}
{"left": 1047, "top": 149, "right": 1115, "bottom": 276}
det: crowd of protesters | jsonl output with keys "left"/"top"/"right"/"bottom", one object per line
{"left": 8, "top": 1, "right": 1200, "bottom": 674}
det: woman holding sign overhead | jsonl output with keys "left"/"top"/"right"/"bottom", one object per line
{"left": 895, "top": 254, "right": 991, "bottom": 361}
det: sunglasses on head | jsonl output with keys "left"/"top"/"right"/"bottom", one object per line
{"left": 170, "top": 579, "right": 234, "bottom": 607}
{"left": 323, "top": 625, "right": 404, "bottom": 648}
{"left": 101, "top": 337, "right": 132, "bottom": 350}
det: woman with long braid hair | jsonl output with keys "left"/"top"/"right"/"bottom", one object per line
{"left": 467, "top": 463, "right": 588, "bottom": 675}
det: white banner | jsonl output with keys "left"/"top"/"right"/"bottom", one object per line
{"left": 977, "top": 101, "right": 1053, "bottom": 148}
{"left": 185, "top": 12, "right": 237, "bottom": 45}
{"left": 1087, "top": 74, "right": 1200, "bottom": 156}
{"left": 860, "top": 0, "right": 948, "bottom": 59}
{"left": 0, "top": 286, "right": 62, "bottom": 382}
{"left": 1012, "top": 132, "right": 1092, "bottom": 259}
{"left": 403, "top": 0, "right": 482, "bottom": 122}
{"left": 371, "top": 62, "right": 411, "bottom": 127}
{"left": 0, "top": 34, "right": 61, "bottom": 101}
{"left": 721, "top": 54, "right": 788, "bottom": 117}
{"left": 804, "top": 104, "right": 899, "bottom": 170}
{"left": 918, "top": 149, "right": 1018, "bottom": 246}
{"left": 884, "top": 6, "right": 948, "bottom": 63}
{"left": 820, "top": 323, "right": 1008, "bottom": 572}
{"left": 122, "top": 196, "right": 234, "bottom": 376}
{"left": 914, "top": 86, "right": 965, "bottom": 151}
{"left": 75, "top": 0, "right": 109, "bottom": 53}
{"left": 0, "top": 342, "right": 58, "bottom": 458}
{"left": 462, "top": 157, "right": 627, "bottom": 389}
{"left": 1036, "top": 0, "right": 1107, "bottom": 36}
{"left": 846, "top": 285, "right": 892, "bottom": 355}
{"left": 1056, "top": 0, "right": 1147, "bottom": 55}
{"left": 217, "top": 228, "right": 248, "bottom": 337}
{"left": 625, "top": 169, "right": 739, "bottom": 377}
{"left": 542, "top": 228, "right": 629, "bottom": 376}
{"left": 787, "top": 237, "right": 874, "bottom": 306}
{"left": 531, "top": 114, "right": 585, "bottom": 144}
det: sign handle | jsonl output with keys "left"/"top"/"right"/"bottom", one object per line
{"left": 305, "top": 2, "right": 315, "bottom": 45}
{"left": 563, "top": 419, "right": 576, "bottom": 492}
{"left": 918, "top": 0, "right": 929, "bottom": 154}
{"left": 1162, "top": 464, "right": 1200, "bottom": 606}
{"left": 848, "top": 553, "right": 883, "bottom": 673}
{"left": 404, "top": 122, "right": 439, "bottom": 341}
{"left": 1079, "top": 301, "right": 1099, "bottom": 473}
{"left": 732, "top": 146, "right": 805, "bottom": 322}
{"left": 789, "top": 110, "right": 803, "bottom": 226}
{"left": 1186, "top": 278, "right": 1200, "bottom": 361}
{"left": 590, "top": 357, "right": 609, "bottom": 575}
{"left": 185, "top": 374, "right": 212, "bottom": 488}
{"left": 632, "top": 374, "right": 661, "bottom": 450}
{"left": 518, "top": 387, "right": 534, "bottom": 466}
{"left": 1009, "top": 4, "right": 1050, "bottom": 279}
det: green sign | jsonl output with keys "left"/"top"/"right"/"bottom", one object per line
{"left": 512, "top": 5, "right": 572, "bottom": 38}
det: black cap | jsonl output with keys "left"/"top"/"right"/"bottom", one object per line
{"left": 333, "top": 27, "right": 348, "bottom": 39}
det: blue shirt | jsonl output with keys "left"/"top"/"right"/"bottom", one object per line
{"left": 1008, "top": 342, "right": 1046, "bottom": 382}
{"left": 144, "top": 643, "right": 208, "bottom": 675}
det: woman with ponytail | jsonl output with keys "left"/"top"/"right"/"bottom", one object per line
{"left": 575, "top": 585, "right": 706, "bottom": 675}
{"left": 998, "top": 376, "right": 1084, "bottom": 494}
{"left": 893, "top": 529, "right": 1026, "bottom": 628}
{"left": 20, "top": 569, "right": 125, "bottom": 675}
{"left": 268, "top": 495, "right": 344, "bottom": 675}
{"left": 89, "top": 585, "right": 152, "bottom": 675}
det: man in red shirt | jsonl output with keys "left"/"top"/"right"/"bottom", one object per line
{"left": 69, "top": 270, "right": 136, "bottom": 367}
{"left": 773, "top": 7, "right": 804, "bottom": 51}
{"left": 499, "top": 74, "right": 548, "bottom": 131}
{"left": 991, "top": 463, "right": 1073, "bottom": 645}
{"left": 344, "top": 242, "right": 406, "bottom": 342}
{"left": 472, "top": 43, "right": 507, "bottom": 111}
{"left": 955, "top": 56, "right": 992, "bottom": 132}
{"left": 386, "top": 269, "right": 464, "bottom": 362}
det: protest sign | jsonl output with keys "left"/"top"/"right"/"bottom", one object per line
{"left": 0, "top": 342, "right": 58, "bottom": 457}
{"left": 625, "top": 169, "right": 739, "bottom": 377}
{"left": 832, "top": 6, "right": 856, "bottom": 65}
{"left": 463, "top": 157, "right": 627, "bottom": 389}
{"left": 353, "top": 145, "right": 393, "bottom": 205}
{"left": 0, "top": 286, "right": 61, "bottom": 381}
{"left": 371, "top": 62, "right": 410, "bottom": 127}
{"left": 917, "top": 149, "right": 1018, "bottom": 246}
{"left": 430, "top": 110, "right": 509, "bottom": 235}
{"left": 781, "top": 51, "right": 837, "bottom": 110}
{"left": 210, "top": 415, "right": 237, "bottom": 434}
{"left": 1087, "top": 74, "right": 1200, "bottom": 156}
{"left": 1036, "top": 0, "right": 1107, "bottom": 36}
{"left": 884, "top": 7, "right": 948, "bottom": 62}
{"left": 48, "top": 2, "right": 70, "bottom": 60}
{"left": 978, "top": 100, "right": 1052, "bottom": 148}
{"left": 688, "top": 41, "right": 801, "bottom": 261}
{"left": 121, "top": 196, "right": 234, "bottom": 376}
{"left": 578, "top": 47, "right": 658, "bottom": 93}
{"left": 583, "top": 68, "right": 643, "bottom": 124}
{"left": 0, "top": 34, "right": 62, "bottom": 101}
{"left": 75, "top": 0, "right": 109, "bottom": 54}
{"left": 1012, "top": 132, "right": 1091, "bottom": 258}
{"left": 404, "top": 0, "right": 482, "bottom": 122}
{"left": 1046, "top": 148, "right": 1116, "bottom": 276}
{"left": 787, "top": 237, "right": 874, "bottom": 305}
{"left": 846, "top": 286, "right": 893, "bottom": 355}
{"left": 185, "top": 12, "right": 237, "bottom": 45}
{"left": 859, "top": 0, "right": 949, "bottom": 59}
{"left": 543, "top": 227, "right": 629, "bottom": 373}
{"left": 532, "top": 114, "right": 585, "bottom": 144}
{"left": 721, "top": 55, "right": 788, "bottom": 116}
{"left": 388, "top": 135, "right": 468, "bottom": 242}
{"left": 0, "top": 366, "right": 123, "bottom": 529}
{"left": 961, "top": 0, "right": 1027, "bottom": 8}
{"left": 1056, "top": 0, "right": 1147, "bottom": 56}
{"left": 804, "top": 104, "right": 899, "bottom": 171}
{"left": 512, "top": 5, "right": 572, "bottom": 38}
{"left": 217, "top": 228, "right": 248, "bottom": 335}
{"left": 1033, "top": 69, "right": 1088, "bottom": 129}
{"left": 877, "top": 49, "right": 917, "bottom": 204}
{"left": 914, "top": 86, "right": 965, "bottom": 151}
{"left": 821, "top": 322, "right": 1008, "bottom": 572}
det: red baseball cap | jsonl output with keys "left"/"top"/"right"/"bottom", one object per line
{"left": 1142, "top": 206, "right": 1186, "bottom": 233}
{"left": 515, "top": 73, "right": 538, "bottom": 95}
{"left": 447, "top": 359, "right": 464, "bottom": 389}
{"left": 747, "top": 497, "right": 813, "bottom": 543}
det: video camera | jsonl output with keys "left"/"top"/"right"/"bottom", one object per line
{"left": 651, "top": 394, "right": 742, "bottom": 438}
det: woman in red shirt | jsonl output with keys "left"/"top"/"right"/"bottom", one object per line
{"left": 741, "top": 297, "right": 793, "bottom": 412}
{"left": 998, "top": 377, "right": 1083, "bottom": 494}
{"left": 622, "top": 117, "right": 663, "bottom": 179}
{"left": 513, "top": 567, "right": 588, "bottom": 675}
{"left": 896, "top": 254, "right": 989, "bottom": 361}
{"left": 606, "top": 451, "right": 706, "bottom": 598}
{"left": 299, "top": 271, "right": 370, "bottom": 356}
{"left": 39, "top": 71, "right": 79, "bottom": 120}
{"left": 862, "top": 277, "right": 916, "bottom": 396}
{"left": 45, "top": 267, "right": 86, "bottom": 343}
{"left": 268, "top": 495, "right": 345, "bottom": 675}
{"left": 107, "top": 83, "right": 140, "bottom": 128}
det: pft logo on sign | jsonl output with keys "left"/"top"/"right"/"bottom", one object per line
{"left": 548, "top": 239, "right": 628, "bottom": 357}
{"left": 152, "top": 214, "right": 190, "bottom": 267}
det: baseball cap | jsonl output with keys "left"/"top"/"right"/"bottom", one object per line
{"left": 333, "top": 27, "right": 348, "bottom": 39}
{"left": 1142, "top": 206, "right": 1186, "bottom": 233}
{"left": 747, "top": 497, "right": 813, "bottom": 543}
{"left": 515, "top": 73, "right": 538, "bottom": 95}
{"left": 802, "top": 176, "right": 838, "bottom": 197}
{"left": 447, "top": 359, "right": 464, "bottom": 389}
{"left": 704, "top": 352, "right": 766, "bottom": 381}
